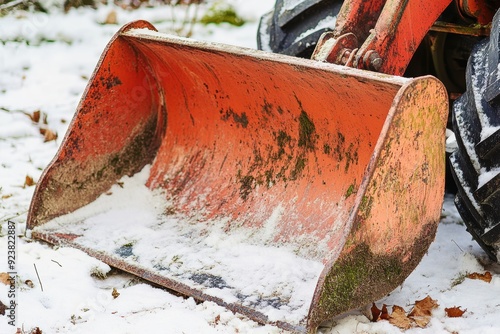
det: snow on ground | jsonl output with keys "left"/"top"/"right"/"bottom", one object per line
{"left": 1, "top": 2, "right": 500, "bottom": 333}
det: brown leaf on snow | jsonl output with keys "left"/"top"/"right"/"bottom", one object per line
{"left": 0, "top": 300, "right": 6, "bottom": 315}
{"left": 407, "top": 296, "right": 438, "bottom": 328}
{"left": 371, "top": 303, "right": 389, "bottom": 321}
{"left": 24, "top": 175, "right": 36, "bottom": 188}
{"left": 30, "top": 110, "right": 41, "bottom": 123}
{"left": 445, "top": 306, "right": 466, "bottom": 318}
{"left": 466, "top": 271, "right": 492, "bottom": 283}
{"left": 0, "top": 272, "right": 12, "bottom": 285}
{"left": 29, "top": 327, "right": 43, "bottom": 334}
{"left": 112, "top": 287, "right": 120, "bottom": 299}
{"left": 409, "top": 295, "right": 438, "bottom": 317}
{"left": 411, "top": 315, "right": 431, "bottom": 328}
{"left": 389, "top": 305, "right": 412, "bottom": 330}
{"left": 40, "top": 128, "right": 58, "bottom": 142}
{"left": 104, "top": 10, "right": 118, "bottom": 25}
{"left": 372, "top": 297, "right": 438, "bottom": 329}
{"left": 380, "top": 304, "right": 390, "bottom": 320}
{"left": 24, "top": 109, "right": 48, "bottom": 125}
{"left": 371, "top": 303, "right": 381, "bottom": 322}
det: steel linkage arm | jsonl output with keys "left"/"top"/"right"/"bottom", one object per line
{"left": 312, "top": 0, "right": 453, "bottom": 76}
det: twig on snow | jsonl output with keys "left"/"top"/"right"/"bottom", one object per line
{"left": 34, "top": 263, "right": 43, "bottom": 292}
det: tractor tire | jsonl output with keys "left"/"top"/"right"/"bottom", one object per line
{"left": 257, "top": 0, "right": 342, "bottom": 58}
{"left": 450, "top": 10, "right": 500, "bottom": 261}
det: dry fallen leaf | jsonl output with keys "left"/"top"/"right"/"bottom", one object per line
{"left": 31, "top": 110, "right": 41, "bottom": 123}
{"left": 0, "top": 300, "right": 6, "bottom": 316}
{"left": 24, "top": 109, "right": 48, "bottom": 124}
{"left": 0, "top": 272, "right": 12, "bottom": 285}
{"left": 373, "top": 297, "right": 439, "bottom": 330}
{"left": 24, "top": 175, "right": 36, "bottom": 188}
{"left": 411, "top": 314, "right": 431, "bottom": 328}
{"left": 40, "top": 128, "right": 58, "bottom": 142}
{"left": 445, "top": 306, "right": 466, "bottom": 318}
{"left": 380, "top": 304, "right": 390, "bottom": 320}
{"left": 409, "top": 295, "right": 438, "bottom": 317}
{"left": 104, "top": 10, "right": 118, "bottom": 24}
{"left": 30, "top": 327, "right": 42, "bottom": 334}
{"left": 466, "top": 271, "right": 492, "bottom": 283}
{"left": 371, "top": 303, "right": 381, "bottom": 322}
{"left": 407, "top": 296, "right": 438, "bottom": 328}
{"left": 112, "top": 287, "right": 120, "bottom": 299}
{"left": 389, "top": 305, "right": 413, "bottom": 330}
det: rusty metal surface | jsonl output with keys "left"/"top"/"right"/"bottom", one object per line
{"left": 27, "top": 21, "right": 448, "bottom": 333}
{"left": 27, "top": 21, "right": 166, "bottom": 229}
{"left": 313, "top": 0, "right": 454, "bottom": 75}
{"left": 458, "top": 0, "right": 498, "bottom": 25}
{"left": 308, "top": 76, "right": 448, "bottom": 329}
{"left": 430, "top": 20, "right": 491, "bottom": 36}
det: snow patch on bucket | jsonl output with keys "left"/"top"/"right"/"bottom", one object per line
{"left": 35, "top": 166, "right": 324, "bottom": 326}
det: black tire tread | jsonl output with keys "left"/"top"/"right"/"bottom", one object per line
{"left": 451, "top": 10, "right": 500, "bottom": 261}
{"left": 257, "top": 0, "right": 342, "bottom": 58}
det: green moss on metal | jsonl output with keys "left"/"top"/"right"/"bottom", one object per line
{"left": 298, "top": 111, "right": 316, "bottom": 150}
{"left": 345, "top": 184, "right": 356, "bottom": 198}
{"left": 308, "top": 220, "right": 438, "bottom": 331}
{"left": 239, "top": 175, "right": 255, "bottom": 200}
{"left": 344, "top": 142, "right": 359, "bottom": 173}
{"left": 319, "top": 247, "right": 369, "bottom": 309}
{"left": 275, "top": 130, "right": 291, "bottom": 160}
{"left": 334, "top": 132, "right": 345, "bottom": 162}
{"left": 290, "top": 155, "right": 306, "bottom": 180}
{"left": 359, "top": 196, "right": 374, "bottom": 219}
{"left": 264, "top": 169, "right": 274, "bottom": 187}
{"left": 310, "top": 243, "right": 405, "bottom": 328}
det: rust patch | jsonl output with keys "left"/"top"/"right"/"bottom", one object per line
{"left": 274, "top": 130, "right": 292, "bottom": 160}
{"left": 344, "top": 142, "right": 359, "bottom": 173}
{"left": 29, "top": 114, "right": 160, "bottom": 228}
{"left": 334, "top": 132, "right": 346, "bottom": 161}
{"left": 98, "top": 73, "right": 122, "bottom": 90}
{"left": 262, "top": 100, "right": 273, "bottom": 115}
{"left": 53, "top": 233, "right": 81, "bottom": 241}
{"left": 323, "top": 143, "right": 332, "bottom": 155}
{"left": 221, "top": 108, "right": 249, "bottom": 128}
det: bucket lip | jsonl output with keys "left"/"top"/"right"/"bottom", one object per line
{"left": 121, "top": 22, "right": 411, "bottom": 86}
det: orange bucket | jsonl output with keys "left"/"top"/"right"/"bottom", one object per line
{"left": 27, "top": 21, "right": 448, "bottom": 333}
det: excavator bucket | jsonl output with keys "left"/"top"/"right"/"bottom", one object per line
{"left": 27, "top": 21, "right": 448, "bottom": 333}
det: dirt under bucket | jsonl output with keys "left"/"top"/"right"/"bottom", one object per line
{"left": 27, "top": 21, "right": 448, "bottom": 333}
